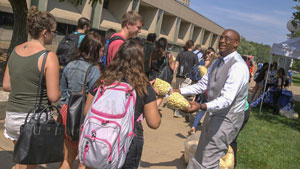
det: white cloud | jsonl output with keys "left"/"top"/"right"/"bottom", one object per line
{"left": 273, "top": 10, "right": 292, "bottom": 16}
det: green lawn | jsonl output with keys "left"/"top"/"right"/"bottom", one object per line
{"left": 236, "top": 103, "right": 300, "bottom": 169}
{"left": 292, "top": 73, "right": 300, "bottom": 87}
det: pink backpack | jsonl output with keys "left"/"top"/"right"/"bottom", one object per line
{"left": 78, "top": 82, "right": 136, "bottom": 169}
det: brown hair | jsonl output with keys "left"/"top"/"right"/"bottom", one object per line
{"left": 77, "top": 17, "right": 91, "bottom": 29}
{"left": 26, "top": 6, "right": 56, "bottom": 39}
{"left": 72, "top": 31, "right": 105, "bottom": 65}
{"left": 121, "top": 11, "right": 143, "bottom": 28}
{"left": 96, "top": 39, "right": 149, "bottom": 96}
{"left": 151, "top": 37, "right": 168, "bottom": 62}
{"left": 183, "top": 40, "right": 194, "bottom": 51}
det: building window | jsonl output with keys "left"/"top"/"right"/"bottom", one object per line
{"left": 56, "top": 22, "right": 77, "bottom": 36}
{"left": 103, "top": 0, "right": 109, "bottom": 9}
{"left": 0, "top": 12, "right": 13, "bottom": 29}
{"left": 132, "top": 0, "right": 139, "bottom": 11}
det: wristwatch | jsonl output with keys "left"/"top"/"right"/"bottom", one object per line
{"left": 199, "top": 103, "right": 202, "bottom": 110}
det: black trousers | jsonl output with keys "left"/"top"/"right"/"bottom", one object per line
{"left": 230, "top": 108, "right": 250, "bottom": 168}
{"left": 122, "top": 122, "right": 144, "bottom": 169}
{"left": 272, "top": 90, "right": 281, "bottom": 115}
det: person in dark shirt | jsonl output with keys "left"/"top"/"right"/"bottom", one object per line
{"left": 175, "top": 40, "right": 198, "bottom": 88}
{"left": 144, "top": 33, "right": 156, "bottom": 77}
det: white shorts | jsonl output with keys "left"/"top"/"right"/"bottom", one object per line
{"left": 4, "top": 111, "right": 33, "bottom": 141}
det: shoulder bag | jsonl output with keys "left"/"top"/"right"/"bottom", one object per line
{"left": 66, "top": 65, "right": 93, "bottom": 141}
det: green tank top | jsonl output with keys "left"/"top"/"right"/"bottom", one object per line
{"left": 7, "top": 49, "right": 49, "bottom": 113}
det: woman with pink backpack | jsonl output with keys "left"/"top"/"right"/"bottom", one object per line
{"left": 81, "top": 39, "right": 161, "bottom": 169}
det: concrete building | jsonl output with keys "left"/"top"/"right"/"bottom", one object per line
{"left": 176, "top": 0, "right": 190, "bottom": 7}
{"left": 0, "top": 0, "right": 224, "bottom": 52}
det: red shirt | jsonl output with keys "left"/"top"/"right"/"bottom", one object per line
{"left": 106, "top": 33, "right": 126, "bottom": 66}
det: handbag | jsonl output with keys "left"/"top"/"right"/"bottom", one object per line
{"left": 13, "top": 51, "right": 65, "bottom": 164}
{"left": 66, "top": 65, "right": 93, "bottom": 141}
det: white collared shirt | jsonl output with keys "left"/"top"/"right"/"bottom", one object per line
{"left": 180, "top": 51, "right": 249, "bottom": 112}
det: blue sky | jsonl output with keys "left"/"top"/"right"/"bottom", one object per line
{"left": 189, "top": 0, "right": 297, "bottom": 45}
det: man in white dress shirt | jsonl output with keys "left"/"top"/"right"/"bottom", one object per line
{"left": 174, "top": 29, "right": 249, "bottom": 169}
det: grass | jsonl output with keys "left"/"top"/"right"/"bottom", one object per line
{"left": 292, "top": 73, "right": 300, "bottom": 87}
{"left": 236, "top": 103, "right": 300, "bottom": 169}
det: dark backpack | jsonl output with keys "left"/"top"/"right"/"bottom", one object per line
{"left": 56, "top": 32, "right": 84, "bottom": 66}
{"left": 99, "top": 36, "right": 125, "bottom": 72}
{"left": 189, "top": 59, "right": 205, "bottom": 82}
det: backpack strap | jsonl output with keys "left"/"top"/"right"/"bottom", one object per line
{"left": 105, "top": 36, "right": 125, "bottom": 65}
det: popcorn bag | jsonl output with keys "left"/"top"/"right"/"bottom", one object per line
{"left": 219, "top": 146, "right": 234, "bottom": 169}
{"left": 184, "top": 133, "right": 234, "bottom": 169}
{"left": 167, "top": 92, "right": 190, "bottom": 111}
{"left": 153, "top": 78, "right": 171, "bottom": 96}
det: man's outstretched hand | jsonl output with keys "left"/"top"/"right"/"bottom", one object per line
{"left": 186, "top": 101, "right": 201, "bottom": 113}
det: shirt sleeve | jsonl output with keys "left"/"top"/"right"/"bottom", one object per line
{"left": 144, "top": 86, "right": 156, "bottom": 104}
{"left": 180, "top": 70, "right": 209, "bottom": 95}
{"left": 59, "top": 68, "right": 68, "bottom": 96}
{"left": 206, "top": 62, "right": 249, "bottom": 112}
{"left": 87, "top": 66, "right": 101, "bottom": 92}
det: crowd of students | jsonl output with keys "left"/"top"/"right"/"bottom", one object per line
{"left": 250, "top": 61, "right": 293, "bottom": 114}
{"left": 3, "top": 6, "right": 252, "bottom": 169}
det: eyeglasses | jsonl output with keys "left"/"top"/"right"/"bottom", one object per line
{"left": 220, "top": 36, "right": 233, "bottom": 42}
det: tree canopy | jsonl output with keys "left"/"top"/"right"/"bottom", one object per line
{"left": 237, "top": 37, "right": 272, "bottom": 63}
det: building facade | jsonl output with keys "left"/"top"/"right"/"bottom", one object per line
{"left": 176, "top": 0, "right": 190, "bottom": 7}
{"left": 0, "top": 0, "right": 224, "bottom": 52}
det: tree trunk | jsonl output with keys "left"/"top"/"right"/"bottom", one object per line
{"left": 6, "top": 0, "right": 28, "bottom": 64}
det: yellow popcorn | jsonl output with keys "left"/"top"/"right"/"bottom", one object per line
{"left": 172, "top": 55, "right": 176, "bottom": 61}
{"left": 198, "top": 66, "right": 207, "bottom": 77}
{"left": 220, "top": 146, "right": 234, "bottom": 169}
{"left": 153, "top": 78, "right": 171, "bottom": 96}
{"left": 167, "top": 92, "right": 190, "bottom": 110}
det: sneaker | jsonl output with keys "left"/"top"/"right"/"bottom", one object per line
{"left": 174, "top": 110, "right": 184, "bottom": 118}
{"left": 188, "top": 128, "right": 196, "bottom": 135}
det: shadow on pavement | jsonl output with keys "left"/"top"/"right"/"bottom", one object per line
{"left": 140, "top": 154, "right": 186, "bottom": 169}
{"left": 175, "top": 133, "right": 187, "bottom": 139}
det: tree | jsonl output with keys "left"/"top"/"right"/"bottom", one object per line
{"left": 6, "top": 0, "right": 101, "bottom": 62}
{"left": 292, "top": 0, "right": 300, "bottom": 26}
{"left": 237, "top": 37, "right": 271, "bottom": 63}
{"left": 7, "top": 0, "right": 28, "bottom": 58}
{"left": 290, "top": 0, "right": 300, "bottom": 71}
